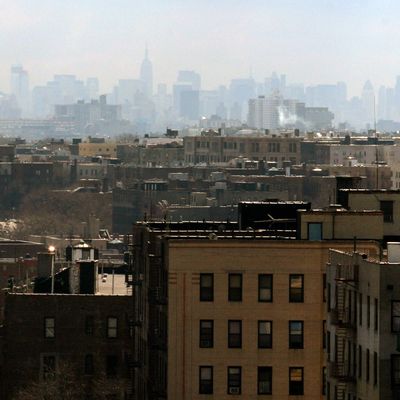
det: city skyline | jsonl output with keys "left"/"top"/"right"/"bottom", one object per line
{"left": 1, "top": 0, "right": 400, "bottom": 95}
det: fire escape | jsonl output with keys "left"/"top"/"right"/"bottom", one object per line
{"left": 147, "top": 253, "right": 168, "bottom": 400}
{"left": 329, "top": 261, "right": 359, "bottom": 400}
{"left": 126, "top": 236, "right": 146, "bottom": 400}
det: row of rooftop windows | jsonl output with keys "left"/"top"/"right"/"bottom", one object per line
{"left": 44, "top": 316, "right": 128, "bottom": 339}
{"left": 200, "top": 273, "right": 306, "bottom": 303}
{"left": 199, "top": 319, "right": 306, "bottom": 349}
{"left": 198, "top": 366, "right": 304, "bottom": 395}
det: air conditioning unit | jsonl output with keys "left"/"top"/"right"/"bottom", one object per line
{"left": 200, "top": 340, "right": 212, "bottom": 347}
{"left": 229, "top": 387, "right": 240, "bottom": 395}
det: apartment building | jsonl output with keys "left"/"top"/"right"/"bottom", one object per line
{"left": 183, "top": 135, "right": 301, "bottom": 167}
{"left": 326, "top": 248, "right": 400, "bottom": 399}
{"left": 338, "top": 189, "right": 400, "bottom": 242}
{"left": 130, "top": 203, "right": 382, "bottom": 400}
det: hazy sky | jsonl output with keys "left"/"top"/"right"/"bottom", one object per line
{"left": 1, "top": 0, "right": 400, "bottom": 96}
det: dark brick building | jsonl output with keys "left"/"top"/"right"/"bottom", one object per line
{"left": 2, "top": 293, "right": 133, "bottom": 399}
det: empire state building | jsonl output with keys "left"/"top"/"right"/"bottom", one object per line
{"left": 140, "top": 47, "right": 153, "bottom": 98}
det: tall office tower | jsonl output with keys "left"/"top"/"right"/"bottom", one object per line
{"left": 361, "top": 80, "right": 375, "bottom": 129}
{"left": 10, "top": 65, "right": 30, "bottom": 117}
{"left": 378, "top": 86, "right": 387, "bottom": 120}
{"left": 86, "top": 77, "right": 99, "bottom": 100}
{"left": 336, "top": 81, "right": 347, "bottom": 104}
{"left": 140, "top": 46, "right": 153, "bottom": 98}
{"left": 247, "top": 94, "right": 282, "bottom": 130}
{"left": 177, "top": 70, "right": 201, "bottom": 91}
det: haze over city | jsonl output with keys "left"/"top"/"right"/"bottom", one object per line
{"left": 1, "top": 0, "right": 400, "bottom": 94}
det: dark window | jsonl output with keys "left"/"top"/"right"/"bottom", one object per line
{"left": 374, "top": 298, "right": 378, "bottom": 331}
{"left": 380, "top": 200, "right": 394, "bottom": 222}
{"left": 228, "top": 273, "right": 242, "bottom": 302}
{"left": 258, "top": 367, "right": 272, "bottom": 394}
{"left": 106, "top": 355, "right": 118, "bottom": 378}
{"left": 358, "top": 345, "right": 362, "bottom": 379}
{"left": 374, "top": 352, "right": 378, "bottom": 386}
{"left": 199, "top": 366, "right": 213, "bottom": 394}
{"left": 44, "top": 317, "right": 55, "bottom": 338}
{"left": 200, "top": 273, "right": 214, "bottom": 301}
{"left": 323, "top": 274, "right": 327, "bottom": 302}
{"left": 289, "top": 321, "right": 304, "bottom": 349}
{"left": 327, "top": 283, "right": 331, "bottom": 311}
{"left": 322, "top": 367, "right": 326, "bottom": 395}
{"left": 258, "top": 321, "right": 272, "bottom": 348}
{"left": 392, "top": 301, "right": 400, "bottom": 332}
{"left": 42, "top": 355, "right": 56, "bottom": 380}
{"left": 393, "top": 355, "right": 400, "bottom": 387}
{"left": 323, "top": 321, "right": 326, "bottom": 349}
{"left": 84, "top": 354, "right": 94, "bottom": 375}
{"left": 308, "top": 222, "right": 323, "bottom": 240}
{"left": 107, "top": 317, "right": 118, "bottom": 338}
{"left": 289, "top": 367, "right": 304, "bottom": 395}
{"left": 258, "top": 274, "right": 273, "bottom": 302}
{"left": 359, "top": 293, "right": 363, "bottom": 326}
{"left": 367, "top": 296, "right": 371, "bottom": 328}
{"left": 228, "top": 320, "right": 242, "bottom": 348}
{"left": 289, "top": 274, "right": 304, "bottom": 302}
{"left": 200, "top": 320, "right": 213, "bottom": 348}
{"left": 227, "top": 366, "right": 241, "bottom": 395}
{"left": 85, "top": 315, "right": 94, "bottom": 335}
{"left": 366, "top": 349, "right": 370, "bottom": 382}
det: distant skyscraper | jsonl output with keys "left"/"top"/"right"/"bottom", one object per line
{"left": 361, "top": 80, "right": 375, "bottom": 128}
{"left": 140, "top": 46, "right": 153, "bottom": 98}
{"left": 177, "top": 70, "right": 201, "bottom": 91}
{"left": 86, "top": 77, "right": 99, "bottom": 100}
{"left": 247, "top": 94, "right": 282, "bottom": 130}
{"left": 10, "top": 64, "right": 30, "bottom": 116}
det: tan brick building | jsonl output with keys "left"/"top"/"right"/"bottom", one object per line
{"left": 131, "top": 208, "right": 382, "bottom": 399}
{"left": 183, "top": 135, "right": 301, "bottom": 167}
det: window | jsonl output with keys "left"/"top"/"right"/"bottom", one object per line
{"left": 200, "top": 320, "right": 213, "bottom": 348}
{"left": 84, "top": 354, "right": 94, "bottom": 375}
{"left": 289, "top": 321, "right": 304, "bottom": 349}
{"left": 358, "top": 345, "right": 362, "bottom": 379}
{"left": 258, "top": 274, "right": 273, "bottom": 302}
{"left": 199, "top": 366, "right": 213, "bottom": 394}
{"left": 323, "top": 320, "right": 326, "bottom": 349}
{"left": 258, "top": 321, "right": 272, "bottom": 349}
{"left": 327, "top": 283, "right": 331, "bottom": 311}
{"left": 289, "top": 274, "right": 304, "bottom": 303}
{"left": 228, "top": 273, "right": 242, "bottom": 302}
{"left": 44, "top": 317, "right": 55, "bottom": 338}
{"left": 392, "top": 355, "right": 400, "bottom": 388}
{"left": 85, "top": 315, "right": 94, "bottom": 335}
{"left": 228, "top": 320, "right": 242, "bottom": 348}
{"left": 258, "top": 367, "right": 272, "bottom": 394}
{"left": 380, "top": 200, "right": 394, "bottom": 222}
{"left": 374, "top": 298, "right": 378, "bottom": 331}
{"left": 106, "top": 355, "right": 118, "bottom": 377}
{"left": 367, "top": 296, "right": 371, "bottom": 328}
{"left": 392, "top": 301, "right": 400, "bottom": 332}
{"left": 289, "top": 367, "right": 304, "bottom": 395}
{"left": 200, "top": 273, "right": 214, "bottom": 301}
{"left": 374, "top": 352, "right": 378, "bottom": 386}
{"left": 322, "top": 367, "right": 326, "bottom": 395}
{"left": 359, "top": 294, "right": 363, "bottom": 326}
{"left": 323, "top": 274, "right": 327, "bottom": 302}
{"left": 107, "top": 317, "right": 118, "bottom": 338}
{"left": 308, "top": 222, "right": 323, "bottom": 240}
{"left": 41, "top": 354, "right": 56, "bottom": 380}
{"left": 366, "top": 349, "right": 370, "bottom": 382}
{"left": 227, "top": 366, "right": 241, "bottom": 395}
